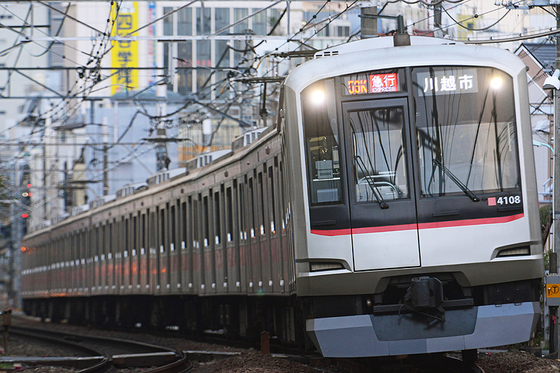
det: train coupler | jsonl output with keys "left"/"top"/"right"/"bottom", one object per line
{"left": 403, "top": 276, "right": 446, "bottom": 322}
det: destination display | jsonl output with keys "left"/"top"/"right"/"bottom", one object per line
{"left": 414, "top": 68, "right": 478, "bottom": 96}
{"left": 344, "top": 71, "right": 400, "bottom": 95}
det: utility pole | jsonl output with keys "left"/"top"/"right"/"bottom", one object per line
{"left": 552, "top": 3, "right": 560, "bottom": 355}
{"left": 155, "top": 82, "right": 170, "bottom": 171}
{"left": 433, "top": 2, "right": 443, "bottom": 39}
{"left": 9, "top": 161, "right": 22, "bottom": 310}
{"left": 102, "top": 116, "right": 109, "bottom": 196}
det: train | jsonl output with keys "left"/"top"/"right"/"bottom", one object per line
{"left": 21, "top": 35, "right": 544, "bottom": 358}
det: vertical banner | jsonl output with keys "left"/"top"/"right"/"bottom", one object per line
{"left": 148, "top": 2, "right": 157, "bottom": 86}
{"left": 112, "top": 2, "right": 139, "bottom": 94}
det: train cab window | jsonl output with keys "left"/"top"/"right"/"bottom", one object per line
{"left": 302, "top": 79, "right": 342, "bottom": 205}
{"left": 412, "top": 66, "right": 520, "bottom": 197}
{"left": 349, "top": 106, "right": 409, "bottom": 202}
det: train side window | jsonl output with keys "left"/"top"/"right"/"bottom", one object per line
{"left": 160, "top": 208, "right": 166, "bottom": 253}
{"left": 133, "top": 215, "right": 138, "bottom": 256}
{"left": 193, "top": 197, "right": 200, "bottom": 248}
{"left": 238, "top": 182, "right": 246, "bottom": 240}
{"left": 94, "top": 227, "right": 99, "bottom": 262}
{"left": 181, "top": 201, "right": 188, "bottom": 249}
{"left": 268, "top": 165, "right": 276, "bottom": 234}
{"left": 214, "top": 191, "right": 221, "bottom": 244}
{"left": 108, "top": 222, "right": 113, "bottom": 260}
{"left": 258, "top": 172, "right": 266, "bottom": 236}
{"left": 171, "top": 203, "right": 177, "bottom": 251}
{"left": 141, "top": 213, "right": 146, "bottom": 254}
{"left": 203, "top": 195, "right": 209, "bottom": 247}
{"left": 125, "top": 218, "right": 130, "bottom": 258}
{"left": 302, "top": 79, "right": 342, "bottom": 205}
{"left": 279, "top": 160, "right": 286, "bottom": 231}
{"left": 249, "top": 177, "right": 256, "bottom": 238}
{"left": 226, "top": 187, "right": 233, "bottom": 242}
{"left": 150, "top": 211, "right": 156, "bottom": 255}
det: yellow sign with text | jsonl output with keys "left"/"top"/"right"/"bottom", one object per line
{"left": 547, "top": 284, "right": 560, "bottom": 298}
{"left": 111, "top": 2, "right": 139, "bottom": 94}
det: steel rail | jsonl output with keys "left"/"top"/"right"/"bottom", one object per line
{"left": 7, "top": 325, "right": 191, "bottom": 373}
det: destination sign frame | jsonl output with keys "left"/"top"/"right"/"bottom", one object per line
{"left": 343, "top": 69, "right": 404, "bottom": 96}
{"left": 414, "top": 67, "right": 479, "bottom": 97}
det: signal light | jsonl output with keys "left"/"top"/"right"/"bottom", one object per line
{"left": 26, "top": 183, "right": 31, "bottom": 188}
{"left": 21, "top": 213, "right": 29, "bottom": 219}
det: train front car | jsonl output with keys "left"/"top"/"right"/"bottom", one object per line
{"left": 282, "top": 36, "right": 544, "bottom": 357}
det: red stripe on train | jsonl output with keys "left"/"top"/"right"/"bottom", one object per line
{"left": 310, "top": 213, "right": 524, "bottom": 236}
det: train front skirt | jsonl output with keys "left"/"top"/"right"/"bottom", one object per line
{"left": 306, "top": 301, "right": 540, "bottom": 357}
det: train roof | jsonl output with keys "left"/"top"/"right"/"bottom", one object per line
{"left": 22, "top": 125, "right": 280, "bottom": 240}
{"left": 313, "top": 35, "right": 462, "bottom": 58}
{"left": 285, "top": 36, "right": 526, "bottom": 93}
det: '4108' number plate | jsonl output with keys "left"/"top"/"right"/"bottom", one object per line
{"left": 487, "top": 195, "right": 522, "bottom": 206}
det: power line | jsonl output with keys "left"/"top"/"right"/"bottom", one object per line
{"left": 466, "top": 26, "right": 560, "bottom": 44}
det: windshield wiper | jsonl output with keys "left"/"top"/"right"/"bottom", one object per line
{"left": 355, "top": 155, "right": 389, "bottom": 209}
{"left": 432, "top": 159, "right": 480, "bottom": 202}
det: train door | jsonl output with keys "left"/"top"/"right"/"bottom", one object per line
{"left": 342, "top": 98, "right": 420, "bottom": 271}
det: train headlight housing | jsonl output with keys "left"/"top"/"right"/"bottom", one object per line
{"left": 310, "top": 262, "right": 345, "bottom": 272}
{"left": 490, "top": 77, "right": 503, "bottom": 90}
{"left": 310, "top": 89, "right": 326, "bottom": 105}
{"left": 496, "top": 246, "right": 530, "bottom": 257}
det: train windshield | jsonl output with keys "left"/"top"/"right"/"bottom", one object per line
{"left": 349, "top": 106, "right": 409, "bottom": 203}
{"left": 411, "top": 66, "right": 520, "bottom": 197}
{"left": 302, "top": 79, "right": 343, "bottom": 205}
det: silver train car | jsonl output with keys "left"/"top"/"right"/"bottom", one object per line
{"left": 21, "top": 36, "right": 544, "bottom": 358}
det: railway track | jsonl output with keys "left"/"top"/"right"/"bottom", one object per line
{"left": 7, "top": 315, "right": 488, "bottom": 373}
{"left": 3, "top": 325, "right": 192, "bottom": 372}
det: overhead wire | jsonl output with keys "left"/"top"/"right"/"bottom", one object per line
{"left": 442, "top": 6, "right": 512, "bottom": 32}
{"left": 22, "top": 2, "right": 70, "bottom": 58}
{"left": 0, "top": 1, "right": 123, "bottom": 177}
{"left": 0, "top": 4, "right": 32, "bottom": 100}
{"left": 0, "top": 3, "right": 86, "bottom": 64}
{"left": 4, "top": 0, "right": 552, "bottom": 199}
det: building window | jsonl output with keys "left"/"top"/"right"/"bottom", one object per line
{"left": 178, "top": 7, "right": 192, "bottom": 36}
{"left": 177, "top": 42, "right": 193, "bottom": 94}
{"left": 252, "top": 9, "right": 267, "bottom": 35}
{"left": 337, "top": 26, "right": 350, "bottom": 37}
{"left": 196, "top": 40, "right": 211, "bottom": 91}
{"left": 215, "top": 8, "right": 230, "bottom": 35}
{"left": 234, "top": 8, "right": 249, "bottom": 34}
{"left": 197, "top": 7, "right": 211, "bottom": 35}
{"left": 163, "top": 7, "right": 174, "bottom": 36}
